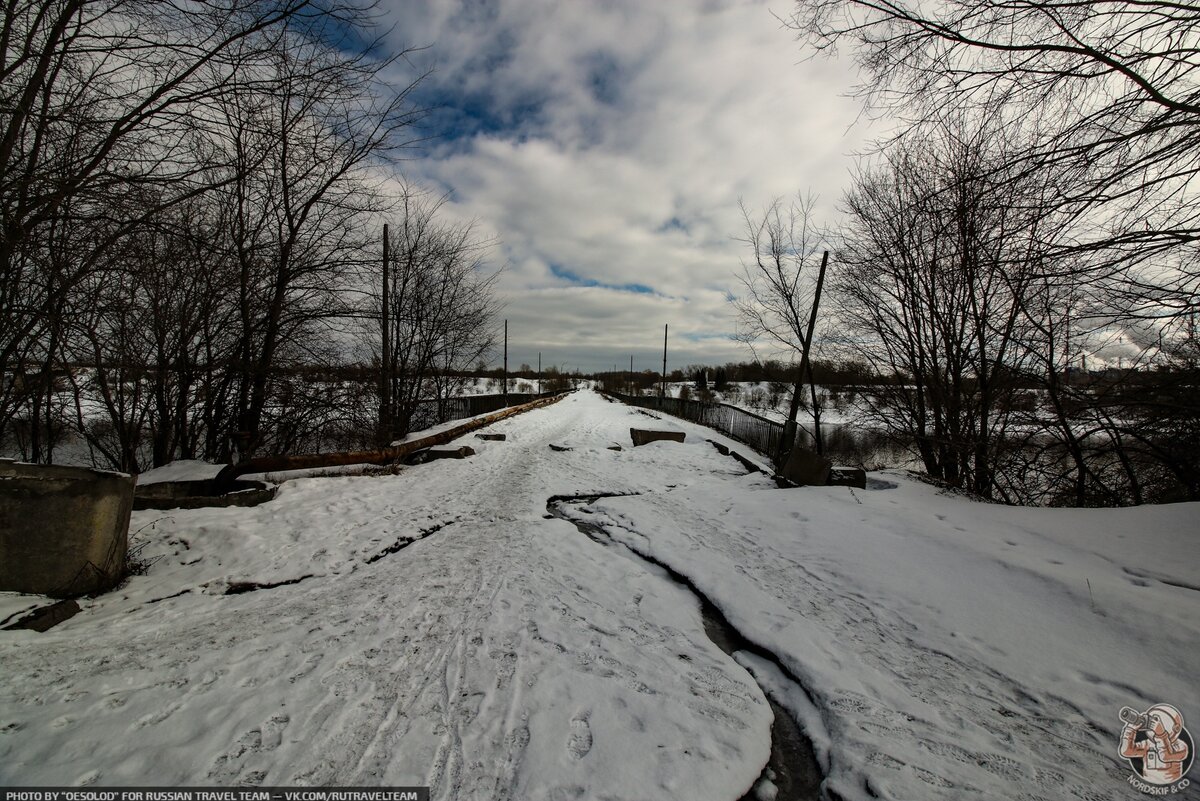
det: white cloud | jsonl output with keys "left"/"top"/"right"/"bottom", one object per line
{"left": 381, "top": 0, "right": 877, "bottom": 371}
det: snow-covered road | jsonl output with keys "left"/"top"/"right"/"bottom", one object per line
{"left": 1, "top": 391, "right": 779, "bottom": 799}
{"left": 3, "top": 389, "right": 1196, "bottom": 801}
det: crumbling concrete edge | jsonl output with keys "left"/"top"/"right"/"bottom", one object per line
{"left": 216, "top": 391, "right": 571, "bottom": 486}
{"left": 706, "top": 439, "right": 769, "bottom": 475}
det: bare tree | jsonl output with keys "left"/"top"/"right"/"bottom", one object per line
{"left": 0, "top": 0, "right": 323, "bottom": 442}
{"left": 784, "top": 0, "right": 1200, "bottom": 504}
{"left": 375, "top": 191, "right": 500, "bottom": 441}
{"left": 787, "top": 0, "right": 1200, "bottom": 325}
{"left": 835, "top": 114, "right": 1048, "bottom": 498}
{"left": 0, "top": 0, "right": 428, "bottom": 464}
{"left": 732, "top": 195, "right": 828, "bottom": 457}
{"left": 213, "top": 26, "right": 425, "bottom": 459}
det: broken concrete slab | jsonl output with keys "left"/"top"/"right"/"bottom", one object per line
{"left": 476, "top": 433, "right": 506, "bottom": 441}
{"left": 706, "top": 440, "right": 765, "bottom": 474}
{"left": 134, "top": 478, "right": 276, "bottom": 511}
{"left": 630, "top": 428, "right": 685, "bottom": 447}
{"left": 781, "top": 446, "right": 832, "bottom": 486}
{"left": 405, "top": 446, "right": 476, "bottom": 465}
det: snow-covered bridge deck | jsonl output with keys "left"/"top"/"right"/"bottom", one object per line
{"left": 2, "top": 390, "right": 1195, "bottom": 801}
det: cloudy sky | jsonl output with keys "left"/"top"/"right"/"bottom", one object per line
{"left": 378, "top": 0, "right": 874, "bottom": 374}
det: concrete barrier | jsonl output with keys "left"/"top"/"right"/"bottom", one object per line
{"left": 829, "top": 466, "right": 867, "bottom": 489}
{"left": 215, "top": 391, "right": 569, "bottom": 486}
{"left": 404, "top": 446, "right": 476, "bottom": 465}
{"left": 133, "top": 479, "right": 276, "bottom": 511}
{"left": 0, "top": 462, "right": 133, "bottom": 597}
{"left": 781, "top": 446, "right": 832, "bottom": 487}
{"left": 630, "top": 429, "right": 686, "bottom": 446}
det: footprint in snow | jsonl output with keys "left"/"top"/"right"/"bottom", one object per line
{"left": 75, "top": 770, "right": 102, "bottom": 786}
{"left": 567, "top": 712, "right": 592, "bottom": 759}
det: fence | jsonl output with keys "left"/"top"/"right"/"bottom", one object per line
{"left": 605, "top": 391, "right": 791, "bottom": 465}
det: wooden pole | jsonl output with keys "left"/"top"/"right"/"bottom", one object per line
{"left": 1064, "top": 303, "right": 1071, "bottom": 387}
{"left": 380, "top": 224, "right": 390, "bottom": 445}
{"left": 503, "top": 319, "right": 508, "bottom": 405}
{"left": 779, "top": 250, "right": 829, "bottom": 463}
{"left": 802, "top": 251, "right": 829, "bottom": 455}
{"left": 660, "top": 324, "right": 668, "bottom": 406}
{"left": 538, "top": 352, "right": 542, "bottom": 395}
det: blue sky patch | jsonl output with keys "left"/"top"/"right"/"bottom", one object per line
{"left": 550, "top": 264, "right": 655, "bottom": 295}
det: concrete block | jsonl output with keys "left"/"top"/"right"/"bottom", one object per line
{"left": 829, "top": 466, "right": 867, "bottom": 489}
{"left": 630, "top": 428, "right": 686, "bottom": 446}
{"left": 0, "top": 462, "right": 133, "bottom": 597}
{"left": 781, "top": 446, "right": 832, "bottom": 487}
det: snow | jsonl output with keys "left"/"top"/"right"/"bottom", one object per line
{"left": 0, "top": 391, "right": 772, "bottom": 798}
{"left": 579, "top": 467, "right": 1198, "bottom": 799}
{"left": 136, "top": 459, "right": 225, "bottom": 485}
{"left": 2, "top": 389, "right": 1194, "bottom": 800}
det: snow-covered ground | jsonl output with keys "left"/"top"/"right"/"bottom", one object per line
{"left": 580, "top": 475, "right": 1198, "bottom": 799}
{"left": 1, "top": 389, "right": 1195, "bottom": 800}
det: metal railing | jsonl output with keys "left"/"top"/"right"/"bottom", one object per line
{"left": 605, "top": 391, "right": 791, "bottom": 464}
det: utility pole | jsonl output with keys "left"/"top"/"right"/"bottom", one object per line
{"left": 660, "top": 324, "right": 668, "bottom": 407}
{"left": 379, "top": 224, "right": 390, "bottom": 445}
{"left": 629, "top": 354, "right": 633, "bottom": 396}
{"left": 503, "top": 319, "right": 508, "bottom": 405}
{"left": 538, "top": 352, "right": 542, "bottom": 395}
{"left": 1064, "top": 303, "right": 1071, "bottom": 387}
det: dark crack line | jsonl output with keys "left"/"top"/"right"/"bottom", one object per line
{"left": 547, "top": 493, "right": 824, "bottom": 801}
{"left": 1, "top": 599, "right": 81, "bottom": 632}
{"left": 224, "top": 574, "right": 316, "bottom": 595}
{"left": 550, "top": 495, "right": 821, "bottom": 706}
{"left": 366, "top": 519, "right": 456, "bottom": 564}
{"left": 144, "top": 588, "right": 193, "bottom": 605}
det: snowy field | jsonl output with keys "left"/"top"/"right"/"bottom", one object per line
{"left": 1, "top": 389, "right": 1195, "bottom": 800}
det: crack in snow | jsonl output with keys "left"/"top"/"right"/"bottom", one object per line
{"left": 366, "top": 519, "right": 457, "bottom": 564}
{"left": 224, "top": 574, "right": 317, "bottom": 595}
{"left": 547, "top": 494, "right": 824, "bottom": 801}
